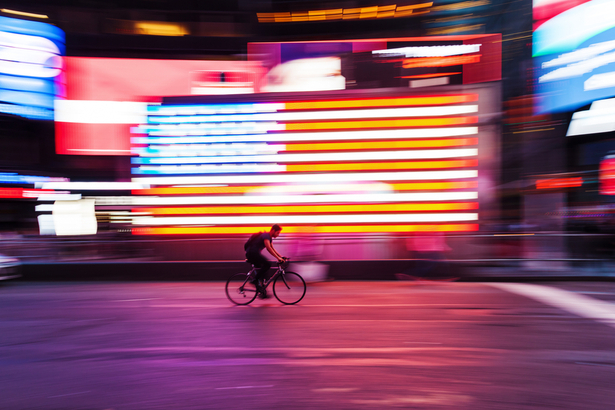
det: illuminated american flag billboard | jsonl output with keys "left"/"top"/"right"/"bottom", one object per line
{"left": 129, "top": 90, "right": 482, "bottom": 235}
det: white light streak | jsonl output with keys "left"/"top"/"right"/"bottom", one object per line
{"left": 95, "top": 191, "right": 478, "bottom": 206}
{"left": 149, "top": 103, "right": 284, "bottom": 116}
{"left": 372, "top": 44, "right": 481, "bottom": 58}
{"left": 54, "top": 100, "right": 148, "bottom": 124}
{"left": 35, "top": 204, "right": 54, "bottom": 212}
{"left": 0, "top": 32, "right": 61, "bottom": 78}
{"left": 37, "top": 194, "right": 82, "bottom": 201}
{"left": 133, "top": 163, "right": 286, "bottom": 174}
{"left": 133, "top": 121, "right": 282, "bottom": 134}
{"left": 132, "top": 142, "right": 277, "bottom": 157}
{"left": 133, "top": 127, "right": 478, "bottom": 144}
{"left": 36, "top": 182, "right": 150, "bottom": 190}
{"left": 132, "top": 170, "right": 478, "bottom": 186}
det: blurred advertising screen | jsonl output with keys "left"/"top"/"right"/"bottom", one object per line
{"left": 126, "top": 85, "right": 500, "bottom": 236}
{"left": 56, "top": 37, "right": 501, "bottom": 156}
{"left": 55, "top": 58, "right": 266, "bottom": 155}
{"left": 249, "top": 35, "right": 501, "bottom": 88}
{"left": 0, "top": 16, "right": 65, "bottom": 120}
{"left": 534, "top": 0, "right": 615, "bottom": 113}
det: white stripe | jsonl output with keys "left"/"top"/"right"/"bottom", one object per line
{"left": 96, "top": 191, "right": 478, "bottom": 206}
{"left": 135, "top": 149, "right": 478, "bottom": 166}
{"left": 35, "top": 204, "right": 54, "bottom": 212}
{"left": 489, "top": 283, "right": 615, "bottom": 328}
{"left": 131, "top": 170, "right": 478, "bottom": 186}
{"left": 37, "top": 182, "right": 150, "bottom": 190}
{"left": 68, "top": 149, "right": 132, "bottom": 153}
{"left": 55, "top": 100, "right": 148, "bottom": 124}
{"left": 135, "top": 127, "right": 478, "bottom": 143}
{"left": 133, "top": 143, "right": 278, "bottom": 157}
{"left": 148, "top": 105, "right": 479, "bottom": 124}
{"left": 373, "top": 44, "right": 481, "bottom": 58}
{"left": 132, "top": 213, "right": 479, "bottom": 225}
{"left": 134, "top": 163, "right": 286, "bottom": 174}
{"left": 150, "top": 103, "right": 284, "bottom": 116}
{"left": 37, "top": 194, "right": 82, "bottom": 201}
{"left": 137, "top": 122, "right": 282, "bottom": 133}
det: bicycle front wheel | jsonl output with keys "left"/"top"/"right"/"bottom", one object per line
{"left": 273, "top": 271, "right": 306, "bottom": 305}
{"left": 225, "top": 273, "right": 258, "bottom": 305}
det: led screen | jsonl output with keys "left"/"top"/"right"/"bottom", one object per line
{"left": 249, "top": 35, "right": 501, "bottom": 87}
{"left": 129, "top": 91, "right": 481, "bottom": 235}
{"left": 55, "top": 58, "right": 266, "bottom": 155}
{"left": 57, "top": 37, "right": 500, "bottom": 156}
{"left": 534, "top": 0, "right": 615, "bottom": 113}
{"left": 0, "top": 16, "right": 65, "bottom": 120}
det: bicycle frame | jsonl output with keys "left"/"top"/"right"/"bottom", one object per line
{"left": 248, "top": 260, "right": 289, "bottom": 292}
{"left": 227, "top": 258, "right": 306, "bottom": 305}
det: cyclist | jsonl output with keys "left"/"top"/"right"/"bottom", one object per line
{"left": 245, "top": 224, "right": 286, "bottom": 298}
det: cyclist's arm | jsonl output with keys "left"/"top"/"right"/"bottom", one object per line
{"left": 264, "top": 239, "right": 284, "bottom": 262}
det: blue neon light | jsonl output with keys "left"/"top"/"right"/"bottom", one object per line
{"left": 0, "top": 16, "right": 65, "bottom": 52}
{"left": 147, "top": 103, "right": 275, "bottom": 115}
{"left": 0, "top": 172, "right": 68, "bottom": 184}
{"left": 0, "top": 16, "right": 65, "bottom": 120}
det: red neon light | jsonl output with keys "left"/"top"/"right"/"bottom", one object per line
{"left": 402, "top": 55, "right": 482, "bottom": 68}
{"left": 0, "top": 188, "right": 56, "bottom": 199}
{"left": 285, "top": 116, "right": 477, "bottom": 131}
{"left": 400, "top": 73, "right": 462, "bottom": 79}
{"left": 535, "top": 177, "right": 583, "bottom": 190}
{"left": 600, "top": 157, "right": 615, "bottom": 195}
{"left": 284, "top": 138, "right": 478, "bottom": 152}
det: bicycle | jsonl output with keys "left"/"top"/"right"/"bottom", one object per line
{"left": 225, "top": 258, "right": 306, "bottom": 305}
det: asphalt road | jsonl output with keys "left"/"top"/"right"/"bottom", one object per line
{"left": 1, "top": 280, "right": 614, "bottom": 410}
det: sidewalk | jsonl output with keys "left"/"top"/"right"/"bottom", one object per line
{"left": 11, "top": 259, "right": 615, "bottom": 282}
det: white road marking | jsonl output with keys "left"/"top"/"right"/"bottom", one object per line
{"left": 313, "top": 388, "right": 359, "bottom": 393}
{"left": 215, "top": 385, "right": 274, "bottom": 390}
{"left": 115, "top": 298, "right": 160, "bottom": 302}
{"left": 48, "top": 391, "right": 91, "bottom": 398}
{"left": 489, "top": 283, "right": 615, "bottom": 328}
{"left": 575, "top": 361, "right": 615, "bottom": 368}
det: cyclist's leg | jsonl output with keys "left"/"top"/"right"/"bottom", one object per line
{"left": 247, "top": 251, "right": 270, "bottom": 283}
{"left": 259, "top": 258, "right": 271, "bottom": 282}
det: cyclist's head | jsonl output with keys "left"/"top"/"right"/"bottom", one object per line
{"left": 270, "top": 224, "right": 282, "bottom": 238}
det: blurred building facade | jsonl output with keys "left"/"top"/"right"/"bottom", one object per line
{"left": 0, "top": 0, "right": 613, "bottom": 272}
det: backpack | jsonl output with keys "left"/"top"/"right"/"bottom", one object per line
{"left": 244, "top": 232, "right": 262, "bottom": 251}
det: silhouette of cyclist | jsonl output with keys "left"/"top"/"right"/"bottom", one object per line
{"left": 245, "top": 224, "right": 286, "bottom": 297}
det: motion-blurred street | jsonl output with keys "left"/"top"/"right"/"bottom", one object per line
{"left": 1, "top": 280, "right": 614, "bottom": 410}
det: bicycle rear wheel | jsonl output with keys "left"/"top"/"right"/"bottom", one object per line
{"left": 273, "top": 271, "right": 306, "bottom": 305}
{"left": 225, "top": 273, "right": 258, "bottom": 305}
